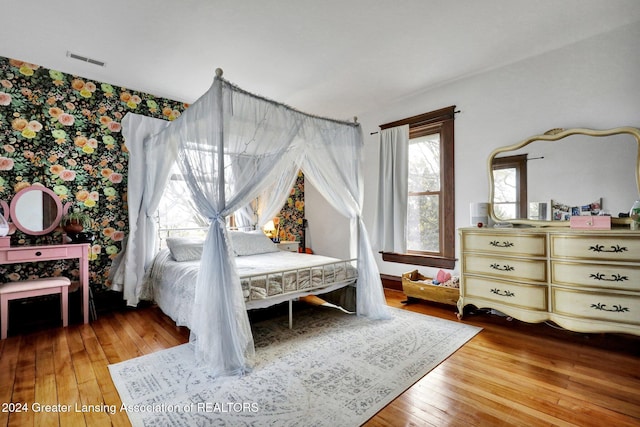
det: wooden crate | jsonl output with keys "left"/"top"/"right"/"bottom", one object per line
{"left": 401, "top": 270, "right": 459, "bottom": 306}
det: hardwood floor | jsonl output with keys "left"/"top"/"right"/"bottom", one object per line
{"left": 1, "top": 289, "right": 638, "bottom": 426}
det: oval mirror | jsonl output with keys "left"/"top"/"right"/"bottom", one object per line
{"left": 488, "top": 127, "right": 640, "bottom": 226}
{"left": 9, "top": 186, "right": 63, "bottom": 235}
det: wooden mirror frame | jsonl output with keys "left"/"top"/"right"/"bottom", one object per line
{"left": 9, "top": 186, "right": 70, "bottom": 235}
{"left": 488, "top": 126, "right": 640, "bottom": 227}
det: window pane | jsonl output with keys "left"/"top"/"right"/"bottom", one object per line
{"left": 493, "top": 167, "right": 516, "bottom": 203}
{"left": 494, "top": 203, "right": 516, "bottom": 220}
{"left": 157, "top": 165, "right": 209, "bottom": 246}
{"left": 407, "top": 194, "right": 439, "bottom": 252}
{"left": 408, "top": 134, "right": 440, "bottom": 193}
{"left": 493, "top": 167, "right": 517, "bottom": 219}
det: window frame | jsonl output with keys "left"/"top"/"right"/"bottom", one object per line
{"left": 379, "top": 106, "right": 456, "bottom": 269}
{"left": 491, "top": 154, "right": 528, "bottom": 219}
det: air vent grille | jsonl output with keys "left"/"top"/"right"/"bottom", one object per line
{"left": 66, "top": 51, "right": 105, "bottom": 67}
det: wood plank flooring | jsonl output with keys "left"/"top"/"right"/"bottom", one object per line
{"left": 0, "top": 289, "right": 638, "bottom": 426}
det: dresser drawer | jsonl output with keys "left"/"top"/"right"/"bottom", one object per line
{"left": 552, "top": 261, "right": 640, "bottom": 292}
{"left": 462, "top": 232, "right": 546, "bottom": 257}
{"left": 5, "top": 246, "right": 69, "bottom": 261}
{"left": 464, "top": 275, "right": 547, "bottom": 311}
{"left": 463, "top": 254, "right": 547, "bottom": 283}
{"left": 550, "top": 235, "right": 640, "bottom": 262}
{"left": 552, "top": 287, "right": 640, "bottom": 326}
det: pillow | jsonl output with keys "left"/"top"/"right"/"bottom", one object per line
{"left": 229, "top": 230, "right": 279, "bottom": 256}
{"left": 166, "top": 237, "right": 204, "bottom": 262}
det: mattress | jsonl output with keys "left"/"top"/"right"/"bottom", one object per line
{"left": 143, "top": 249, "right": 357, "bottom": 328}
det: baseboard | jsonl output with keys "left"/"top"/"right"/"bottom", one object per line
{"left": 380, "top": 274, "right": 402, "bottom": 291}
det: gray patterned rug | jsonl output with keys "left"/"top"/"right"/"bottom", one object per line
{"left": 109, "top": 305, "right": 481, "bottom": 426}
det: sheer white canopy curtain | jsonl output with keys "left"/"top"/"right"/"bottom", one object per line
{"left": 109, "top": 113, "right": 175, "bottom": 306}
{"left": 114, "top": 72, "right": 389, "bottom": 377}
{"left": 373, "top": 125, "right": 409, "bottom": 254}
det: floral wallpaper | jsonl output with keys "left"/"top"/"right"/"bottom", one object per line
{"left": 278, "top": 170, "right": 305, "bottom": 243}
{"left": 0, "top": 56, "right": 187, "bottom": 296}
{"left": 0, "top": 56, "right": 304, "bottom": 302}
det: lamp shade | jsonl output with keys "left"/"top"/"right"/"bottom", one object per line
{"left": 263, "top": 220, "right": 276, "bottom": 234}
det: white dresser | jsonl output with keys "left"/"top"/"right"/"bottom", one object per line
{"left": 458, "top": 227, "right": 640, "bottom": 336}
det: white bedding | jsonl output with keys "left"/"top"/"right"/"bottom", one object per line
{"left": 143, "top": 249, "right": 357, "bottom": 328}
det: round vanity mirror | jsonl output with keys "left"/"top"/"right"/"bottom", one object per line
{"left": 9, "top": 186, "right": 63, "bottom": 235}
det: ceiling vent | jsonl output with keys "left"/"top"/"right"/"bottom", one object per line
{"left": 66, "top": 51, "right": 105, "bottom": 67}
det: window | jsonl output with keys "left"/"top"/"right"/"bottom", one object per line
{"left": 407, "top": 133, "right": 441, "bottom": 252}
{"left": 380, "top": 106, "right": 456, "bottom": 269}
{"left": 156, "top": 163, "right": 209, "bottom": 247}
{"left": 492, "top": 154, "right": 527, "bottom": 219}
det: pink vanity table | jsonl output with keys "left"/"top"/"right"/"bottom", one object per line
{"left": 1, "top": 185, "right": 92, "bottom": 332}
{"left": 0, "top": 243, "right": 90, "bottom": 324}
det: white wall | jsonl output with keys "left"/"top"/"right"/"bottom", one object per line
{"left": 306, "top": 21, "right": 640, "bottom": 278}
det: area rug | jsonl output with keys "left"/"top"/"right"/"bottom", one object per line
{"left": 109, "top": 305, "right": 481, "bottom": 426}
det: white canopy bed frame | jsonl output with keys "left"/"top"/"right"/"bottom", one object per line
{"left": 110, "top": 69, "right": 389, "bottom": 377}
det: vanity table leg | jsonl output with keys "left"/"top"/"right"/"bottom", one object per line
{"left": 80, "top": 244, "right": 90, "bottom": 324}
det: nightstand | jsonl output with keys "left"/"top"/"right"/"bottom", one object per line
{"left": 277, "top": 241, "right": 300, "bottom": 252}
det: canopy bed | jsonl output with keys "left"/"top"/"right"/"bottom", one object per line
{"left": 110, "top": 69, "right": 389, "bottom": 377}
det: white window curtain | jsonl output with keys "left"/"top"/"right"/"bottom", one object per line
{"left": 116, "top": 75, "right": 389, "bottom": 376}
{"left": 373, "top": 125, "right": 409, "bottom": 253}
{"left": 109, "top": 113, "right": 176, "bottom": 306}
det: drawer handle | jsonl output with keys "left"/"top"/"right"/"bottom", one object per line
{"left": 491, "top": 288, "right": 515, "bottom": 297}
{"left": 588, "top": 244, "right": 628, "bottom": 254}
{"left": 589, "top": 272, "right": 629, "bottom": 282}
{"left": 490, "top": 263, "right": 514, "bottom": 272}
{"left": 590, "top": 303, "right": 629, "bottom": 313}
{"left": 35, "top": 251, "right": 42, "bottom": 256}
{"left": 489, "top": 240, "right": 514, "bottom": 248}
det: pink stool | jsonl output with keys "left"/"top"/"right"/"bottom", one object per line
{"left": 0, "top": 277, "right": 71, "bottom": 339}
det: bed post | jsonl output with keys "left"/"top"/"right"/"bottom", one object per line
{"left": 289, "top": 299, "right": 293, "bottom": 329}
{"left": 215, "top": 68, "right": 225, "bottom": 204}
